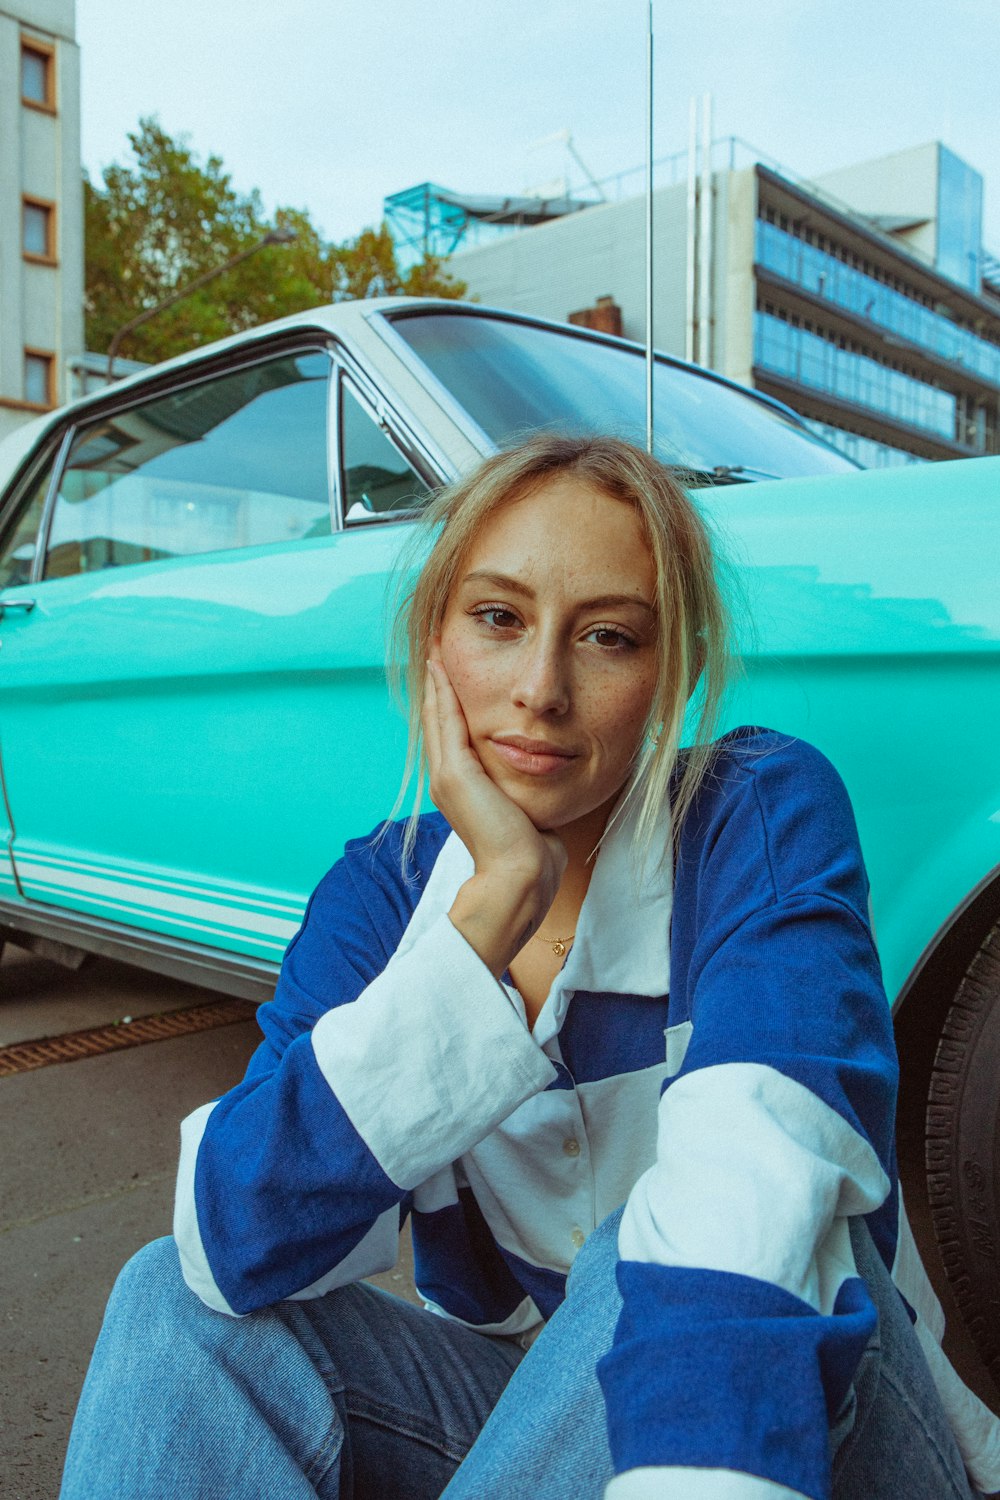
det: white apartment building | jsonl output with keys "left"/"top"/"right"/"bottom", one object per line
{"left": 0, "top": 0, "right": 83, "bottom": 440}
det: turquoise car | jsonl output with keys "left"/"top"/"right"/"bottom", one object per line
{"left": 0, "top": 299, "right": 998, "bottom": 1382}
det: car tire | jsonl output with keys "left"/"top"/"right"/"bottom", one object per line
{"left": 926, "top": 920, "right": 1000, "bottom": 1386}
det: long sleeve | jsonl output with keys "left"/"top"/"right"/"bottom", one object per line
{"left": 173, "top": 819, "right": 556, "bottom": 1315}
{"left": 598, "top": 733, "right": 899, "bottom": 1500}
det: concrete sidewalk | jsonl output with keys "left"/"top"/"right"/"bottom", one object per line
{"left": 0, "top": 944, "right": 417, "bottom": 1500}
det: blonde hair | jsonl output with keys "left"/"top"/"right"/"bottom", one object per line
{"left": 387, "top": 434, "right": 733, "bottom": 866}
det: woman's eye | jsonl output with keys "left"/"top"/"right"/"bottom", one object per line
{"left": 471, "top": 605, "right": 521, "bottom": 631}
{"left": 586, "top": 626, "right": 637, "bottom": 650}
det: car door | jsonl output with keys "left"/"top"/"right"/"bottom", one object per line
{"left": 0, "top": 436, "right": 63, "bottom": 908}
{"left": 0, "top": 343, "right": 439, "bottom": 964}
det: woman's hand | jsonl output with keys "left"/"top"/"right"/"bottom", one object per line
{"left": 423, "top": 653, "right": 567, "bottom": 977}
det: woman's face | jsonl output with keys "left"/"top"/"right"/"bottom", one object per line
{"left": 438, "top": 474, "right": 659, "bottom": 837}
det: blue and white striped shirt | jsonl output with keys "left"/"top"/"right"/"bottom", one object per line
{"left": 174, "top": 727, "right": 1000, "bottom": 1498}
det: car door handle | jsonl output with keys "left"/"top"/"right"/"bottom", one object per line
{"left": 0, "top": 597, "right": 36, "bottom": 617}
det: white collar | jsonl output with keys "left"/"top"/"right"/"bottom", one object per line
{"left": 558, "top": 789, "right": 672, "bottom": 999}
{"left": 397, "top": 791, "right": 672, "bottom": 1030}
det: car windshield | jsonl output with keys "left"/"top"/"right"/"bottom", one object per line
{"left": 388, "top": 311, "right": 858, "bottom": 481}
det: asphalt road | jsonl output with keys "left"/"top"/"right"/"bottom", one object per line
{"left": 0, "top": 942, "right": 418, "bottom": 1500}
{"left": 2, "top": 938, "right": 997, "bottom": 1499}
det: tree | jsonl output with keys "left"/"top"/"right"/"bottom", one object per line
{"left": 330, "top": 223, "right": 463, "bottom": 302}
{"left": 85, "top": 118, "right": 466, "bottom": 365}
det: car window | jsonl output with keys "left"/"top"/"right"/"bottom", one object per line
{"left": 43, "top": 351, "right": 332, "bottom": 580}
{"left": 340, "top": 381, "right": 431, "bottom": 521}
{"left": 0, "top": 449, "right": 56, "bottom": 590}
{"left": 389, "top": 312, "right": 858, "bottom": 481}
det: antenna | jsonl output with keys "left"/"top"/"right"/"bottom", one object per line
{"left": 525, "top": 129, "right": 607, "bottom": 204}
{"left": 645, "top": 0, "right": 654, "bottom": 454}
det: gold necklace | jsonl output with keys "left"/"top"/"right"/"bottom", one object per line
{"left": 533, "top": 932, "right": 575, "bottom": 958}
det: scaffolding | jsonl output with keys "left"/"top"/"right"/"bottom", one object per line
{"left": 384, "top": 182, "right": 592, "bottom": 265}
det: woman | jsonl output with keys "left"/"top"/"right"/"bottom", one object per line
{"left": 61, "top": 436, "right": 1000, "bottom": 1499}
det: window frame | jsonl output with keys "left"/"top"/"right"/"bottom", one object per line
{"left": 1, "top": 331, "right": 455, "bottom": 589}
{"left": 331, "top": 341, "right": 451, "bottom": 525}
{"left": 0, "top": 426, "right": 72, "bottom": 591}
{"left": 23, "top": 348, "right": 56, "bottom": 411}
{"left": 22, "top": 194, "right": 57, "bottom": 266}
{"left": 20, "top": 35, "right": 56, "bottom": 114}
{"left": 336, "top": 369, "right": 440, "bottom": 527}
{"left": 36, "top": 342, "right": 343, "bottom": 583}
{"left": 377, "top": 302, "right": 838, "bottom": 455}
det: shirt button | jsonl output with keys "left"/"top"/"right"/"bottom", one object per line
{"left": 570, "top": 1226, "right": 586, "bottom": 1250}
{"left": 563, "top": 1137, "right": 581, "bottom": 1157}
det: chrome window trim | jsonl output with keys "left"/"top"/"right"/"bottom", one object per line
{"left": 337, "top": 371, "right": 440, "bottom": 528}
{"left": 333, "top": 344, "right": 457, "bottom": 493}
{"left": 34, "top": 343, "right": 339, "bottom": 579}
{"left": 2, "top": 327, "right": 458, "bottom": 585}
{"left": 31, "top": 422, "right": 75, "bottom": 584}
{"left": 367, "top": 311, "right": 498, "bottom": 456}
{"left": 57, "top": 332, "right": 337, "bottom": 432}
{"left": 0, "top": 425, "right": 73, "bottom": 592}
{"left": 325, "top": 348, "right": 344, "bottom": 533}
{"left": 373, "top": 300, "right": 846, "bottom": 437}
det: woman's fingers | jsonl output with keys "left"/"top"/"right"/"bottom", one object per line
{"left": 424, "top": 658, "right": 517, "bottom": 839}
{"left": 424, "top": 656, "right": 566, "bottom": 974}
{"left": 424, "top": 658, "right": 487, "bottom": 830}
{"left": 427, "top": 657, "right": 471, "bottom": 762}
{"left": 421, "top": 662, "right": 443, "bottom": 775}
{"left": 424, "top": 658, "right": 465, "bottom": 788}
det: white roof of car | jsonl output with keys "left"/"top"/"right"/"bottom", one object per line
{"left": 0, "top": 296, "right": 450, "bottom": 483}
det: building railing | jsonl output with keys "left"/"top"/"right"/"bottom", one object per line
{"left": 754, "top": 311, "right": 957, "bottom": 443}
{"left": 756, "top": 221, "right": 1000, "bottom": 386}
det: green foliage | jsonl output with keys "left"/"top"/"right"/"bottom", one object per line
{"left": 85, "top": 118, "right": 466, "bottom": 364}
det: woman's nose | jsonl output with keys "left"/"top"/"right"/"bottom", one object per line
{"left": 511, "top": 638, "right": 570, "bottom": 716}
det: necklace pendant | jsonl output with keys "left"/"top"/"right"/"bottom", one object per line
{"left": 552, "top": 940, "right": 567, "bottom": 957}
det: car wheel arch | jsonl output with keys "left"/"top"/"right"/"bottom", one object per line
{"left": 893, "top": 858, "right": 1000, "bottom": 1144}
{"left": 892, "top": 860, "right": 1000, "bottom": 1382}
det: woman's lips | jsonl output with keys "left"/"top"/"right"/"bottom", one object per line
{"left": 489, "top": 737, "right": 579, "bottom": 776}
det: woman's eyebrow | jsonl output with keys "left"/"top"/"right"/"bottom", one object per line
{"left": 459, "top": 570, "right": 655, "bottom": 614}
{"left": 460, "top": 570, "right": 535, "bottom": 598}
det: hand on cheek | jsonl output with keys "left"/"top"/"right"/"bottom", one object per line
{"left": 422, "top": 651, "right": 567, "bottom": 978}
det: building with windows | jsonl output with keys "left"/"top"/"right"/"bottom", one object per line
{"left": 0, "top": 0, "right": 84, "bottom": 440}
{"left": 390, "top": 142, "right": 1000, "bottom": 467}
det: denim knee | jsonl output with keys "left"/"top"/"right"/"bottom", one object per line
{"left": 64, "top": 1243, "right": 351, "bottom": 1498}
{"left": 107, "top": 1236, "right": 191, "bottom": 1317}
{"left": 101, "top": 1234, "right": 239, "bottom": 1365}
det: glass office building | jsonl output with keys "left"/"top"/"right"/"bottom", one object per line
{"left": 751, "top": 159, "right": 999, "bottom": 465}
{"left": 936, "top": 148, "right": 984, "bottom": 291}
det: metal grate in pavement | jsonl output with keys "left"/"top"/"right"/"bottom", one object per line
{"left": 0, "top": 999, "right": 257, "bottom": 1077}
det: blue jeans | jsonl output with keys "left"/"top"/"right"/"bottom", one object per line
{"left": 61, "top": 1212, "right": 980, "bottom": 1499}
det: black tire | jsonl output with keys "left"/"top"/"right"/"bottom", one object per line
{"left": 926, "top": 920, "right": 1000, "bottom": 1386}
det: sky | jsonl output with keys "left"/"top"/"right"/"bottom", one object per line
{"left": 77, "top": 0, "right": 1000, "bottom": 253}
